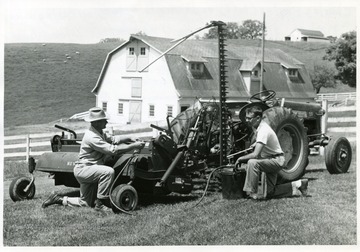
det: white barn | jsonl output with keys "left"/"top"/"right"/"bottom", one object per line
{"left": 285, "top": 29, "right": 330, "bottom": 43}
{"left": 92, "top": 35, "right": 317, "bottom": 125}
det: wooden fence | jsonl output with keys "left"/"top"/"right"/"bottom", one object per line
{"left": 316, "top": 92, "right": 356, "bottom": 103}
{"left": 3, "top": 131, "right": 153, "bottom": 161}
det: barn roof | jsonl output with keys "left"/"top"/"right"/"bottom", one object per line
{"left": 93, "top": 34, "right": 316, "bottom": 100}
{"left": 296, "top": 29, "right": 325, "bottom": 37}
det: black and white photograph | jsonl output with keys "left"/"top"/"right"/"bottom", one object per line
{"left": 1, "top": 0, "right": 358, "bottom": 250}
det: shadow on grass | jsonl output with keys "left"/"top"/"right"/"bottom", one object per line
{"left": 306, "top": 168, "right": 326, "bottom": 173}
{"left": 42, "top": 187, "right": 200, "bottom": 208}
{"left": 138, "top": 193, "right": 199, "bottom": 207}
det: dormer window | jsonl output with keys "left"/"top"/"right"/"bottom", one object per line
{"left": 184, "top": 57, "right": 211, "bottom": 79}
{"left": 190, "top": 62, "right": 204, "bottom": 73}
{"left": 288, "top": 69, "right": 298, "bottom": 77}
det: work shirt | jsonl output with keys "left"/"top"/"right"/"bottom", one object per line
{"left": 78, "top": 126, "right": 122, "bottom": 165}
{"left": 256, "top": 121, "right": 283, "bottom": 158}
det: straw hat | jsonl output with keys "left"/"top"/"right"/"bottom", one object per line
{"left": 85, "top": 107, "right": 109, "bottom": 122}
{"left": 238, "top": 102, "right": 269, "bottom": 122}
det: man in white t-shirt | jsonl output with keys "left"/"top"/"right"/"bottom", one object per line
{"left": 235, "top": 105, "right": 308, "bottom": 199}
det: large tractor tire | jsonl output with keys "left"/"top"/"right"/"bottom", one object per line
{"left": 263, "top": 107, "right": 309, "bottom": 181}
{"left": 9, "top": 176, "right": 36, "bottom": 202}
{"left": 325, "top": 136, "right": 352, "bottom": 174}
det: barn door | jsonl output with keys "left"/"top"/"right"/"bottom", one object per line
{"left": 129, "top": 100, "right": 142, "bottom": 123}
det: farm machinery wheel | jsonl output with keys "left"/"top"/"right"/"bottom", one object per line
{"left": 111, "top": 184, "right": 138, "bottom": 212}
{"left": 263, "top": 107, "right": 309, "bottom": 181}
{"left": 9, "top": 176, "right": 36, "bottom": 202}
{"left": 325, "top": 137, "right": 352, "bottom": 174}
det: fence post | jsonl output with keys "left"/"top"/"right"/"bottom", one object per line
{"left": 26, "top": 134, "right": 30, "bottom": 161}
{"left": 319, "top": 100, "right": 328, "bottom": 156}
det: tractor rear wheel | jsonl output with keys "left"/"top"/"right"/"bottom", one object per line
{"left": 9, "top": 176, "right": 36, "bottom": 202}
{"left": 111, "top": 184, "right": 138, "bottom": 213}
{"left": 263, "top": 107, "right": 309, "bottom": 182}
{"left": 325, "top": 136, "right": 352, "bottom": 174}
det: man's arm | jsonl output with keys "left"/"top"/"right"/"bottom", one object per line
{"left": 235, "top": 142, "right": 264, "bottom": 165}
{"left": 114, "top": 141, "right": 145, "bottom": 154}
{"left": 110, "top": 135, "right": 137, "bottom": 145}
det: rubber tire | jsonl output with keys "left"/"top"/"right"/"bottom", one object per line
{"left": 9, "top": 176, "right": 36, "bottom": 202}
{"left": 325, "top": 137, "right": 352, "bottom": 174}
{"left": 263, "top": 107, "right": 309, "bottom": 181}
{"left": 111, "top": 184, "right": 138, "bottom": 212}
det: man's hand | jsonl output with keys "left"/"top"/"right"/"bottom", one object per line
{"left": 133, "top": 140, "right": 145, "bottom": 149}
{"left": 235, "top": 157, "right": 244, "bottom": 168}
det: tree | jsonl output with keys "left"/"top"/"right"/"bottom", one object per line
{"left": 202, "top": 20, "right": 264, "bottom": 39}
{"left": 238, "top": 19, "right": 264, "bottom": 39}
{"left": 323, "top": 31, "right": 356, "bottom": 87}
{"left": 134, "top": 31, "right": 147, "bottom": 36}
{"left": 310, "top": 63, "right": 337, "bottom": 93}
{"left": 99, "top": 38, "right": 125, "bottom": 43}
{"left": 326, "top": 36, "right": 337, "bottom": 43}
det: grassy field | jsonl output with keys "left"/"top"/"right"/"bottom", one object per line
{"left": 4, "top": 42, "right": 119, "bottom": 127}
{"left": 4, "top": 41, "right": 356, "bottom": 129}
{"left": 3, "top": 148, "right": 357, "bottom": 246}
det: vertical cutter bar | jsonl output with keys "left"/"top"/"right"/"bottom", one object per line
{"left": 215, "top": 21, "right": 228, "bottom": 167}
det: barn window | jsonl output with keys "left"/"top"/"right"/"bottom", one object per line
{"left": 118, "top": 103, "right": 124, "bottom": 115}
{"left": 102, "top": 102, "right": 107, "bottom": 112}
{"left": 140, "top": 47, "right": 146, "bottom": 55}
{"left": 131, "top": 78, "right": 142, "bottom": 98}
{"left": 149, "top": 105, "right": 155, "bottom": 117}
{"left": 288, "top": 69, "right": 298, "bottom": 77}
{"left": 167, "top": 106, "right": 173, "bottom": 117}
{"left": 190, "top": 63, "right": 203, "bottom": 73}
{"left": 129, "top": 47, "right": 135, "bottom": 55}
{"left": 252, "top": 70, "right": 259, "bottom": 77}
{"left": 181, "top": 105, "right": 190, "bottom": 112}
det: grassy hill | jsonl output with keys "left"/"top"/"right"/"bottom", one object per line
{"left": 4, "top": 40, "right": 355, "bottom": 128}
{"left": 4, "top": 42, "right": 121, "bottom": 127}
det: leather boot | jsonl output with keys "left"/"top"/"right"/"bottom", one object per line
{"left": 298, "top": 179, "right": 308, "bottom": 196}
{"left": 94, "top": 198, "right": 112, "bottom": 212}
{"left": 42, "top": 192, "right": 63, "bottom": 208}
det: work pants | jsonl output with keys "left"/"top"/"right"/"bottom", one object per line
{"left": 243, "top": 156, "right": 293, "bottom": 198}
{"left": 65, "top": 163, "right": 115, "bottom": 207}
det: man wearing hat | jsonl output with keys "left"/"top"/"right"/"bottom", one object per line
{"left": 42, "top": 107, "right": 145, "bottom": 211}
{"left": 235, "top": 105, "right": 308, "bottom": 199}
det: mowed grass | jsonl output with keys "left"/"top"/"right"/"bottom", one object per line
{"left": 3, "top": 151, "right": 357, "bottom": 246}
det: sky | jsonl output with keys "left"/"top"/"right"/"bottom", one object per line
{"left": 2, "top": 0, "right": 358, "bottom": 44}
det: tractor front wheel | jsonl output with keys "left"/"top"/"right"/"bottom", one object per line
{"left": 111, "top": 184, "right": 138, "bottom": 213}
{"left": 9, "top": 176, "right": 36, "bottom": 202}
{"left": 325, "top": 137, "right": 352, "bottom": 174}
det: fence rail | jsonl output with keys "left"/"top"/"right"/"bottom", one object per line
{"left": 316, "top": 92, "right": 356, "bottom": 102}
{"left": 4, "top": 131, "right": 153, "bottom": 161}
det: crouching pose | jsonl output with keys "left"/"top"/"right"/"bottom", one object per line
{"left": 235, "top": 105, "right": 308, "bottom": 200}
{"left": 42, "top": 107, "right": 145, "bottom": 211}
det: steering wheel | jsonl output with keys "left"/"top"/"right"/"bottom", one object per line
{"left": 250, "top": 90, "right": 276, "bottom": 103}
